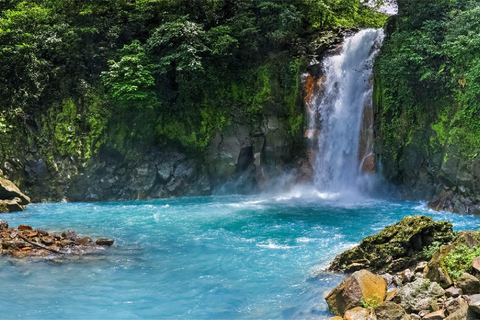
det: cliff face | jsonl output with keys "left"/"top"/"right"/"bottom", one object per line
{"left": 373, "top": 0, "right": 480, "bottom": 214}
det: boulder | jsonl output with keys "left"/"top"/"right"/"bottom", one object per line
{"left": 424, "top": 245, "right": 454, "bottom": 289}
{"left": 468, "top": 294, "right": 480, "bottom": 314}
{"left": 325, "top": 269, "right": 387, "bottom": 316}
{"left": 456, "top": 273, "right": 480, "bottom": 295}
{"left": 471, "top": 257, "right": 480, "bottom": 275}
{"left": 445, "top": 287, "right": 462, "bottom": 298}
{"left": 328, "top": 216, "right": 454, "bottom": 273}
{"left": 61, "top": 230, "right": 77, "bottom": 241}
{"left": 0, "top": 177, "right": 30, "bottom": 204}
{"left": 446, "top": 297, "right": 468, "bottom": 315}
{"left": 344, "top": 307, "right": 370, "bottom": 320}
{"left": 399, "top": 278, "right": 445, "bottom": 313}
{"left": 374, "top": 301, "right": 410, "bottom": 320}
{"left": 18, "top": 225, "right": 33, "bottom": 231}
{"left": 422, "top": 310, "right": 445, "bottom": 320}
{"left": 0, "top": 199, "right": 23, "bottom": 213}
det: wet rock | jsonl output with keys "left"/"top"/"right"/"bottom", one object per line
{"left": 328, "top": 216, "right": 454, "bottom": 273}
{"left": 344, "top": 306, "right": 370, "bottom": 320}
{"left": 374, "top": 301, "right": 410, "bottom": 320}
{"left": 75, "top": 237, "right": 93, "bottom": 246}
{"left": 399, "top": 278, "right": 445, "bottom": 313}
{"left": 326, "top": 269, "right": 387, "bottom": 316}
{"left": 445, "top": 287, "right": 462, "bottom": 298}
{"left": 0, "top": 220, "right": 8, "bottom": 231}
{"left": 61, "top": 230, "right": 77, "bottom": 241}
{"left": 457, "top": 273, "right": 480, "bottom": 295}
{"left": 0, "top": 177, "right": 30, "bottom": 204}
{"left": 96, "top": 238, "right": 114, "bottom": 246}
{"left": 18, "top": 225, "right": 33, "bottom": 232}
{"left": 422, "top": 310, "right": 445, "bottom": 320}
{"left": 424, "top": 245, "right": 454, "bottom": 289}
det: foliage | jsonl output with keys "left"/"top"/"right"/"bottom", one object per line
{"left": 444, "top": 244, "right": 480, "bottom": 280}
{"left": 375, "top": 0, "right": 480, "bottom": 175}
{"left": 423, "top": 241, "right": 442, "bottom": 260}
{"left": 0, "top": 0, "right": 386, "bottom": 162}
{"left": 361, "top": 293, "right": 381, "bottom": 311}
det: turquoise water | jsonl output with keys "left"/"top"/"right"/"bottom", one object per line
{"left": 0, "top": 190, "right": 479, "bottom": 319}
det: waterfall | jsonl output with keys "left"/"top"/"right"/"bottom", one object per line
{"left": 312, "top": 29, "right": 385, "bottom": 193}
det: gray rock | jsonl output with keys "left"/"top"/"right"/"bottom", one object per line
{"left": 468, "top": 294, "right": 480, "bottom": 314}
{"left": 400, "top": 278, "right": 445, "bottom": 313}
{"left": 445, "top": 287, "right": 462, "bottom": 298}
{"left": 457, "top": 273, "right": 480, "bottom": 295}
{"left": 0, "top": 177, "right": 30, "bottom": 204}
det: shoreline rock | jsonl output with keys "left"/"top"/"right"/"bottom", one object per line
{"left": 0, "top": 177, "right": 30, "bottom": 213}
{"left": 0, "top": 219, "right": 114, "bottom": 258}
{"left": 325, "top": 215, "right": 480, "bottom": 320}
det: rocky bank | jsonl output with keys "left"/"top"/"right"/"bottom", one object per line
{"left": 325, "top": 215, "right": 480, "bottom": 320}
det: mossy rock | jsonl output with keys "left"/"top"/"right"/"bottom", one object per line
{"left": 328, "top": 215, "right": 454, "bottom": 273}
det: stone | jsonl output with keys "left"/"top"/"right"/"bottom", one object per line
{"left": 446, "top": 297, "right": 468, "bottom": 315}
{"left": 386, "top": 289, "right": 401, "bottom": 304}
{"left": 410, "top": 314, "right": 421, "bottom": 320}
{"left": 424, "top": 245, "right": 454, "bottom": 289}
{"left": 0, "top": 219, "right": 8, "bottom": 231}
{"left": 344, "top": 307, "right": 370, "bottom": 320}
{"left": 328, "top": 317, "right": 343, "bottom": 320}
{"left": 415, "top": 262, "right": 427, "bottom": 273}
{"left": 400, "top": 269, "right": 415, "bottom": 283}
{"left": 41, "top": 237, "right": 54, "bottom": 246}
{"left": 471, "top": 257, "right": 480, "bottom": 274}
{"left": 96, "top": 238, "right": 114, "bottom": 246}
{"left": 18, "top": 225, "right": 33, "bottom": 231}
{"left": 325, "top": 269, "right": 387, "bottom": 316}
{"left": 0, "top": 177, "right": 30, "bottom": 204}
{"left": 328, "top": 216, "right": 454, "bottom": 273}
{"left": 75, "top": 237, "right": 93, "bottom": 245}
{"left": 399, "top": 278, "right": 445, "bottom": 313}
{"left": 466, "top": 294, "right": 480, "bottom": 316}
{"left": 374, "top": 301, "right": 410, "bottom": 320}
{"left": 457, "top": 273, "right": 480, "bottom": 295}
{"left": 422, "top": 310, "right": 445, "bottom": 320}
{"left": 61, "top": 230, "right": 77, "bottom": 241}
{"left": 445, "top": 287, "right": 462, "bottom": 298}
{"left": 0, "top": 199, "right": 23, "bottom": 213}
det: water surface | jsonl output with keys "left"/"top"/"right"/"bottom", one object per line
{"left": 0, "top": 190, "right": 478, "bottom": 319}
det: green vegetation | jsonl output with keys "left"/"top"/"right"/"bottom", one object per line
{"left": 375, "top": 0, "right": 480, "bottom": 176}
{"left": 444, "top": 244, "right": 480, "bottom": 280}
{"left": 361, "top": 293, "right": 381, "bottom": 311}
{"left": 423, "top": 241, "right": 442, "bottom": 260}
{"left": 0, "top": 0, "right": 386, "bottom": 164}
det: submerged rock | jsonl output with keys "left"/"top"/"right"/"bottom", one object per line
{"left": 326, "top": 269, "right": 387, "bottom": 316}
{"left": 328, "top": 216, "right": 454, "bottom": 273}
{"left": 96, "top": 238, "right": 114, "bottom": 246}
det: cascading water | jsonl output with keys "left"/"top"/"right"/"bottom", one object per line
{"left": 312, "top": 29, "right": 385, "bottom": 193}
